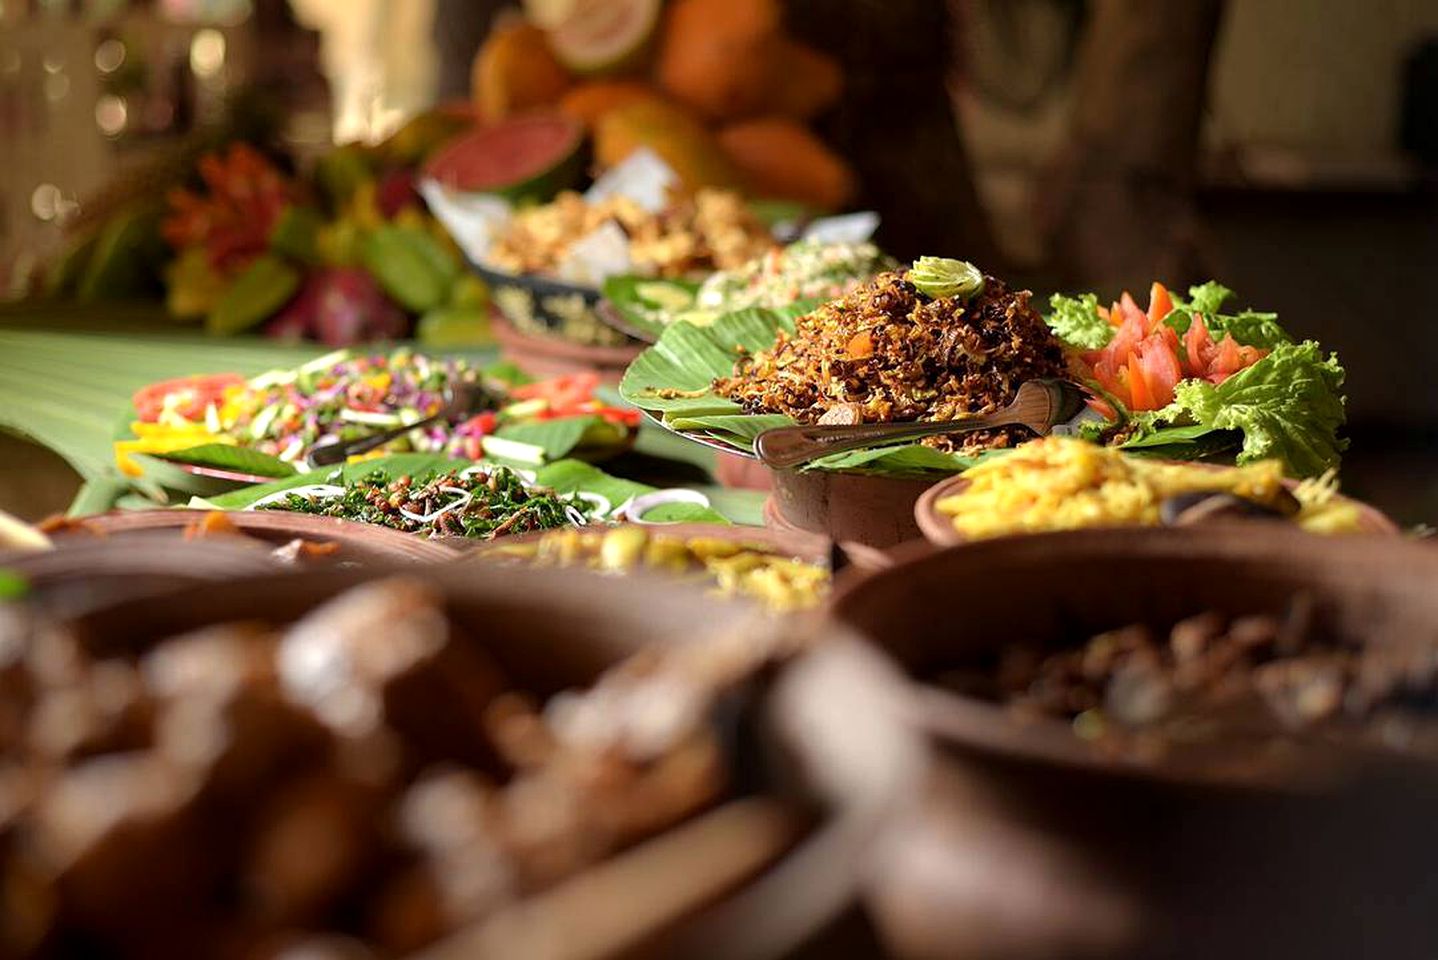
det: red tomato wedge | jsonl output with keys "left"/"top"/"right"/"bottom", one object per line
{"left": 507, "top": 372, "right": 641, "bottom": 427}
{"left": 133, "top": 373, "right": 244, "bottom": 423}
{"left": 1079, "top": 281, "right": 1266, "bottom": 410}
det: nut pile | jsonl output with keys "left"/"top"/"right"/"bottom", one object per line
{"left": 0, "top": 578, "right": 753, "bottom": 957}
{"left": 488, "top": 189, "right": 774, "bottom": 280}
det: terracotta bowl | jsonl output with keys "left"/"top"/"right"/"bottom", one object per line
{"left": 0, "top": 537, "right": 279, "bottom": 619}
{"left": 914, "top": 469, "right": 1400, "bottom": 547}
{"left": 50, "top": 509, "right": 459, "bottom": 565}
{"left": 490, "top": 311, "right": 642, "bottom": 385}
{"left": 47, "top": 564, "right": 910, "bottom": 959}
{"left": 714, "top": 451, "right": 775, "bottom": 492}
{"left": 826, "top": 527, "right": 1438, "bottom": 960}
{"left": 767, "top": 467, "right": 942, "bottom": 548}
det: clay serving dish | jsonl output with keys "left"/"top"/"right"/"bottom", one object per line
{"left": 50, "top": 509, "right": 459, "bottom": 565}
{"left": 914, "top": 468, "right": 1400, "bottom": 547}
{"left": 51, "top": 564, "right": 912, "bottom": 959}
{"left": 491, "top": 311, "right": 643, "bottom": 385}
{"left": 0, "top": 537, "right": 279, "bottom": 619}
{"left": 824, "top": 527, "right": 1438, "bottom": 960}
{"left": 767, "top": 467, "right": 941, "bottom": 548}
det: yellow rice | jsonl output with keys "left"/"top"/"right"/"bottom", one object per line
{"left": 935, "top": 436, "right": 1361, "bottom": 539}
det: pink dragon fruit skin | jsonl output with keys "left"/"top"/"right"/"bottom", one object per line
{"left": 265, "top": 267, "right": 409, "bottom": 346}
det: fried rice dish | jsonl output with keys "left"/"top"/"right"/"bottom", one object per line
{"left": 489, "top": 188, "right": 775, "bottom": 279}
{"left": 713, "top": 269, "right": 1071, "bottom": 453}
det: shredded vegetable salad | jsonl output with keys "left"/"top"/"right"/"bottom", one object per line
{"left": 253, "top": 465, "right": 596, "bottom": 539}
{"left": 118, "top": 350, "right": 641, "bottom": 477}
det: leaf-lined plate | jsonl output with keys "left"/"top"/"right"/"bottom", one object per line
{"left": 198, "top": 454, "right": 731, "bottom": 527}
{"left": 617, "top": 304, "right": 976, "bottom": 477}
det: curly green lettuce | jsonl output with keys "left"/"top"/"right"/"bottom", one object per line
{"left": 1163, "top": 281, "right": 1291, "bottom": 349}
{"left": 1046, "top": 292, "right": 1111, "bottom": 349}
{"left": 1127, "top": 341, "right": 1347, "bottom": 477}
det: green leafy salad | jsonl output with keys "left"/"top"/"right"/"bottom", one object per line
{"left": 1050, "top": 279, "right": 1346, "bottom": 477}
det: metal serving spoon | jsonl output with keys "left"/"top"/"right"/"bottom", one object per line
{"left": 753, "top": 379, "right": 1099, "bottom": 470}
{"left": 306, "top": 383, "right": 481, "bottom": 467}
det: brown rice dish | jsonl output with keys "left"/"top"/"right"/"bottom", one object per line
{"left": 714, "top": 269, "right": 1071, "bottom": 454}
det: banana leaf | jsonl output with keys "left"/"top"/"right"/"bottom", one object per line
{"left": 619, "top": 304, "right": 975, "bottom": 476}
{"left": 152, "top": 444, "right": 298, "bottom": 478}
{"left": 601, "top": 275, "right": 703, "bottom": 341}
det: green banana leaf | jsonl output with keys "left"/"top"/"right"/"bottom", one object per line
{"left": 601, "top": 275, "right": 703, "bottom": 341}
{"left": 152, "top": 444, "right": 298, "bottom": 478}
{"left": 199, "top": 454, "right": 728, "bottom": 524}
{"left": 618, "top": 304, "right": 976, "bottom": 476}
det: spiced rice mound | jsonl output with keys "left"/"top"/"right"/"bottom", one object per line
{"left": 713, "top": 270, "right": 1070, "bottom": 454}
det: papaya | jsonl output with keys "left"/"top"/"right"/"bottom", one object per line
{"left": 559, "top": 80, "right": 662, "bottom": 129}
{"left": 772, "top": 40, "right": 842, "bottom": 121}
{"left": 655, "top": 0, "right": 782, "bottom": 121}
{"left": 594, "top": 99, "right": 742, "bottom": 190}
{"left": 717, "top": 118, "right": 856, "bottom": 211}
{"left": 471, "top": 20, "right": 572, "bottom": 123}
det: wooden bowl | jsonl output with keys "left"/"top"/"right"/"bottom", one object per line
{"left": 51, "top": 509, "right": 459, "bottom": 565}
{"left": 914, "top": 470, "right": 1401, "bottom": 547}
{"left": 52, "top": 564, "right": 909, "bottom": 959}
{"left": 826, "top": 527, "right": 1438, "bottom": 959}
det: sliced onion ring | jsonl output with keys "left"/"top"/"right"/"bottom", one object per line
{"left": 618, "top": 489, "right": 712, "bottom": 524}
{"left": 245, "top": 484, "right": 347, "bottom": 511}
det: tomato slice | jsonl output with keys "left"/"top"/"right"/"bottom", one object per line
{"left": 133, "top": 373, "right": 244, "bottom": 422}
{"left": 1146, "top": 282, "right": 1173, "bottom": 328}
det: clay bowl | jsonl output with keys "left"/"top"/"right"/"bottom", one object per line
{"left": 914, "top": 468, "right": 1400, "bottom": 547}
{"left": 826, "top": 527, "right": 1438, "bottom": 960}
{"left": 53, "top": 564, "right": 911, "bottom": 959}
{"left": 0, "top": 537, "right": 279, "bottom": 619}
{"left": 50, "top": 509, "right": 459, "bottom": 565}
{"left": 490, "top": 310, "right": 643, "bottom": 385}
{"left": 767, "top": 467, "right": 943, "bottom": 548}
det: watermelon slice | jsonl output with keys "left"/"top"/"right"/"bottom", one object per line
{"left": 547, "top": 0, "right": 661, "bottom": 77}
{"left": 423, "top": 114, "right": 586, "bottom": 204}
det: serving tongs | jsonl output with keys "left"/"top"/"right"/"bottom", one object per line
{"left": 753, "top": 379, "right": 1102, "bottom": 470}
{"left": 306, "top": 382, "right": 485, "bottom": 467}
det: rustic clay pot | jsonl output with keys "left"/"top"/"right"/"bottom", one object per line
{"left": 713, "top": 452, "right": 775, "bottom": 491}
{"left": 826, "top": 527, "right": 1438, "bottom": 960}
{"left": 52, "top": 509, "right": 459, "bottom": 565}
{"left": 0, "top": 538, "right": 280, "bottom": 619}
{"left": 59, "top": 564, "right": 911, "bottom": 960}
{"left": 767, "top": 468, "right": 941, "bottom": 548}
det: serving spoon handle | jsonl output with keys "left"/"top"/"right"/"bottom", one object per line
{"left": 306, "top": 384, "right": 478, "bottom": 467}
{"left": 752, "top": 379, "right": 1088, "bottom": 470}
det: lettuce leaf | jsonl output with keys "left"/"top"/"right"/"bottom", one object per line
{"left": 1165, "top": 281, "right": 1291, "bottom": 349}
{"left": 1129, "top": 341, "right": 1346, "bottom": 477}
{"left": 1046, "top": 292, "right": 1111, "bottom": 349}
